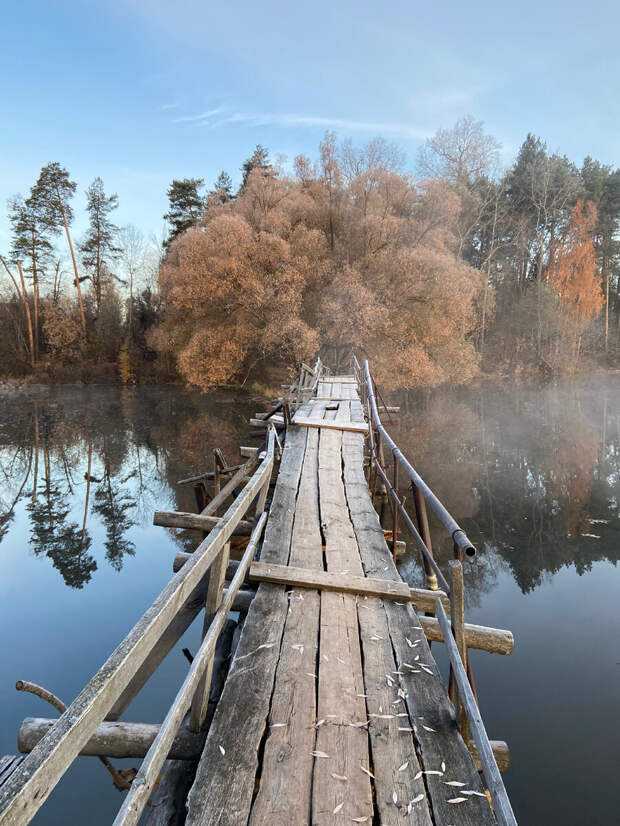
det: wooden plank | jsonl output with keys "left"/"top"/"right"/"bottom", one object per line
{"left": 113, "top": 514, "right": 269, "bottom": 826}
{"left": 338, "top": 404, "right": 433, "bottom": 825}
{"left": 200, "top": 457, "right": 256, "bottom": 517}
{"left": 312, "top": 404, "right": 373, "bottom": 825}
{"left": 342, "top": 401, "right": 496, "bottom": 826}
{"left": 249, "top": 408, "right": 326, "bottom": 826}
{"left": 18, "top": 719, "right": 205, "bottom": 761}
{"left": 293, "top": 416, "right": 368, "bottom": 435}
{"left": 185, "top": 409, "right": 313, "bottom": 826}
{"left": 0, "top": 439, "right": 275, "bottom": 826}
{"left": 153, "top": 511, "right": 254, "bottom": 535}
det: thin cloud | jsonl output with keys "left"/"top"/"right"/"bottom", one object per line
{"left": 200, "top": 110, "right": 430, "bottom": 140}
{"left": 161, "top": 102, "right": 179, "bottom": 111}
{"left": 173, "top": 107, "right": 222, "bottom": 124}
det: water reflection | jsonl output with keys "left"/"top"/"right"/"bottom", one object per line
{"left": 0, "top": 386, "right": 255, "bottom": 589}
{"left": 395, "top": 375, "right": 620, "bottom": 596}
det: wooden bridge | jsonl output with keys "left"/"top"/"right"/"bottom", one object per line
{"left": 0, "top": 360, "right": 517, "bottom": 826}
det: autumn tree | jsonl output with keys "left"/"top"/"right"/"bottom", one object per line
{"left": 547, "top": 200, "right": 603, "bottom": 366}
{"left": 163, "top": 178, "right": 206, "bottom": 247}
{"left": 80, "top": 177, "right": 121, "bottom": 311}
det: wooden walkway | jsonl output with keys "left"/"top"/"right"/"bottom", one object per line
{"left": 0, "top": 363, "right": 515, "bottom": 826}
{"left": 185, "top": 376, "right": 496, "bottom": 825}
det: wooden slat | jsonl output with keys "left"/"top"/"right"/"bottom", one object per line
{"left": 343, "top": 401, "right": 496, "bottom": 825}
{"left": 185, "top": 408, "right": 313, "bottom": 826}
{"left": 312, "top": 404, "right": 373, "bottom": 825}
{"left": 249, "top": 406, "right": 326, "bottom": 826}
{"left": 153, "top": 511, "right": 254, "bottom": 535}
{"left": 339, "top": 403, "right": 433, "bottom": 825}
{"left": 293, "top": 416, "right": 368, "bottom": 435}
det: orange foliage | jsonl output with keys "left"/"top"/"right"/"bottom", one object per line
{"left": 156, "top": 140, "right": 487, "bottom": 391}
{"left": 548, "top": 200, "right": 603, "bottom": 319}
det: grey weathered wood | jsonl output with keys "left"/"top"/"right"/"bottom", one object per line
{"left": 185, "top": 409, "right": 312, "bottom": 826}
{"left": 143, "top": 760, "right": 196, "bottom": 826}
{"left": 0, "top": 436, "right": 274, "bottom": 826}
{"left": 292, "top": 415, "right": 368, "bottom": 434}
{"left": 343, "top": 400, "right": 497, "bottom": 826}
{"left": 249, "top": 413, "right": 325, "bottom": 826}
{"left": 154, "top": 512, "right": 254, "bottom": 535}
{"left": 18, "top": 719, "right": 205, "bottom": 761}
{"left": 418, "top": 615, "right": 514, "bottom": 655}
{"left": 189, "top": 541, "right": 231, "bottom": 732}
{"left": 113, "top": 512, "right": 268, "bottom": 826}
{"left": 312, "top": 403, "right": 373, "bottom": 825}
{"left": 200, "top": 457, "right": 257, "bottom": 518}
{"left": 450, "top": 559, "right": 469, "bottom": 741}
{"left": 437, "top": 599, "right": 517, "bottom": 826}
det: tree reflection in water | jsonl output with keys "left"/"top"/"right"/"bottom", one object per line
{"left": 0, "top": 386, "right": 254, "bottom": 588}
{"left": 394, "top": 375, "right": 620, "bottom": 599}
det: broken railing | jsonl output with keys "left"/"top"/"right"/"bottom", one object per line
{"left": 0, "top": 429, "right": 277, "bottom": 826}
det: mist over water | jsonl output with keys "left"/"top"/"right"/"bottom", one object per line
{"left": 394, "top": 373, "right": 620, "bottom": 826}
{"left": 0, "top": 377, "right": 617, "bottom": 824}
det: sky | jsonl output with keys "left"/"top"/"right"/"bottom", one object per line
{"left": 0, "top": 0, "right": 618, "bottom": 251}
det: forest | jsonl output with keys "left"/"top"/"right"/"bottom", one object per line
{"left": 1, "top": 118, "right": 619, "bottom": 390}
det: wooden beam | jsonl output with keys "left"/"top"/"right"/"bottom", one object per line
{"left": 418, "top": 615, "right": 514, "bottom": 656}
{"left": 248, "top": 562, "right": 448, "bottom": 613}
{"left": 153, "top": 512, "right": 254, "bottom": 535}
{"left": 471, "top": 741, "right": 510, "bottom": 773}
{"left": 18, "top": 720, "right": 205, "bottom": 761}
{"left": 292, "top": 416, "right": 368, "bottom": 435}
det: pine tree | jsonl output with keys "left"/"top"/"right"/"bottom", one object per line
{"left": 34, "top": 162, "right": 87, "bottom": 333}
{"left": 240, "top": 144, "right": 272, "bottom": 190}
{"left": 210, "top": 171, "right": 234, "bottom": 204}
{"left": 163, "top": 178, "right": 205, "bottom": 247}
{"left": 80, "top": 177, "right": 121, "bottom": 311}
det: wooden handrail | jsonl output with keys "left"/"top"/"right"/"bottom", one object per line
{"left": 0, "top": 429, "right": 276, "bottom": 826}
{"left": 114, "top": 511, "right": 269, "bottom": 826}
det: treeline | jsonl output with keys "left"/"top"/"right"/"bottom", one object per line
{"left": 0, "top": 163, "right": 165, "bottom": 381}
{"left": 2, "top": 121, "right": 620, "bottom": 388}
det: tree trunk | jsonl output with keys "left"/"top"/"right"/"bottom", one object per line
{"left": 16, "top": 261, "right": 36, "bottom": 368}
{"left": 58, "top": 193, "right": 87, "bottom": 334}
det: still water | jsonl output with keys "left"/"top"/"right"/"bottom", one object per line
{"left": 0, "top": 377, "right": 618, "bottom": 825}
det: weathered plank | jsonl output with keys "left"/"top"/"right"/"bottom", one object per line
{"left": 185, "top": 409, "right": 312, "bottom": 826}
{"left": 293, "top": 415, "right": 368, "bottom": 435}
{"left": 249, "top": 408, "right": 325, "bottom": 826}
{"left": 154, "top": 512, "right": 254, "bottom": 535}
{"left": 343, "top": 400, "right": 497, "bottom": 825}
{"left": 338, "top": 404, "right": 433, "bottom": 825}
{"left": 312, "top": 404, "right": 373, "bottom": 825}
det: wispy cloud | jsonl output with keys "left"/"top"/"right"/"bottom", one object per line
{"left": 173, "top": 107, "right": 222, "bottom": 124}
{"left": 185, "top": 110, "right": 430, "bottom": 140}
{"left": 161, "top": 102, "right": 179, "bottom": 111}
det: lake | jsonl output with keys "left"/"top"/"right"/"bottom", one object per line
{"left": 1, "top": 376, "right": 618, "bottom": 825}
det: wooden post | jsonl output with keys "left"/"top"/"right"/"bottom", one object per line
{"left": 449, "top": 559, "right": 469, "bottom": 744}
{"left": 188, "top": 541, "right": 231, "bottom": 732}
{"left": 412, "top": 482, "right": 438, "bottom": 591}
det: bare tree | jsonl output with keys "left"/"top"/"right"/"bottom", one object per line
{"left": 417, "top": 116, "right": 501, "bottom": 185}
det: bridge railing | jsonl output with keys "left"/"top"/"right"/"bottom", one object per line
{"left": 354, "top": 356, "right": 516, "bottom": 818}
{"left": 0, "top": 429, "right": 277, "bottom": 826}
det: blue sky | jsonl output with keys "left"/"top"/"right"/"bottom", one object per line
{"left": 1, "top": 0, "right": 618, "bottom": 251}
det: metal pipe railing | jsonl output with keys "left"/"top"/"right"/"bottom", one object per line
{"left": 362, "top": 359, "right": 476, "bottom": 559}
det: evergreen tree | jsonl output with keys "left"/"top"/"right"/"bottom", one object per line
{"left": 210, "top": 171, "right": 234, "bottom": 204}
{"left": 34, "top": 162, "right": 87, "bottom": 332}
{"left": 240, "top": 144, "right": 272, "bottom": 190}
{"left": 80, "top": 177, "right": 121, "bottom": 310}
{"left": 163, "top": 178, "right": 205, "bottom": 247}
